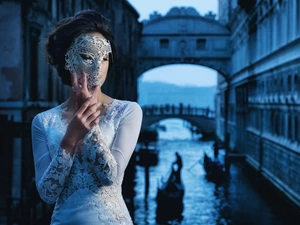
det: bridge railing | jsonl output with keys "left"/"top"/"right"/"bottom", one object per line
{"left": 141, "top": 104, "right": 215, "bottom": 118}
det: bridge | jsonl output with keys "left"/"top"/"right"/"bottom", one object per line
{"left": 137, "top": 7, "right": 231, "bottom": 78}
{"left": 141, "top": 104, "right": 216, "bottom": 138}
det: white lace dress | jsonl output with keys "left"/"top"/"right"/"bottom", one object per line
{"left": 31, "top": 99, "right": 142, "bottom": 225}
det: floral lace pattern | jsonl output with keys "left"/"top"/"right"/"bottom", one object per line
{"left": 31, "top": 99, "right": 143, "bottom": 225}
{"left": 36, "top": 146, "right": 74, "bottom": 204}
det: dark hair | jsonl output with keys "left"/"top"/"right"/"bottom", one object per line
{"left": 45, "top": 9, "right": 116, "bottom": 86}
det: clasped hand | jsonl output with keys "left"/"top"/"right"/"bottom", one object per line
{"left": 62, "top": 72, "right": 102, "bottom": 151}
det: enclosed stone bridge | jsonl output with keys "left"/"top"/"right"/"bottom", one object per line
{"left": 141, "top": 104, "right": 216, "bottom": 137}
{"left": 137, "top": 7, "right": 231, "bottom": 78}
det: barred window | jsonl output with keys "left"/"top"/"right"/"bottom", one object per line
{"left": 160, "top": 39, "right": 169, "bottom": 48}
{"left": 196, "top": 39, "right": 206, "bottom": 50}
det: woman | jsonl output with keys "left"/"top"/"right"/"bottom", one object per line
{"left": 31, "top": 9, "right": 142, "bottom": 225}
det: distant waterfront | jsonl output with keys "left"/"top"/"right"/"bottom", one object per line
{"left": 138, "top": 81, "right": 216, "bottom": 109}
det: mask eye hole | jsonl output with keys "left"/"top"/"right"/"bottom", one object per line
{"left": 80, "top": 54, "right": 92, "bottom": 60}
{"left": 80, "top": 54, "right": 93, "bottom": 65}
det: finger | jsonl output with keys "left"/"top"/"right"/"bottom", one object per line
{"left": 81, "top": 72, "right": 89, "bottom": 94}
{"left": 83, "top": 102, "right": 100, "bottom": 118}
{"left": 91, "top": 118, "right": 100, "bottom": 127}
{"left": 86, "top": 110, "right": 101, "bottom": 124}
{"left": 76, "top": 96, "right": 95, "bottom": 116}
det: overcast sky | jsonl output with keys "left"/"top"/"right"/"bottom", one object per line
{"left": 127, "top": 0, "right": 219, "bottom": 87}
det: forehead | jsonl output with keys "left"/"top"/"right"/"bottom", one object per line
{"left": 86, "top": 32, "right": 105, "bottom": 39}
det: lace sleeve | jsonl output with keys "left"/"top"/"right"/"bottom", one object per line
{"left": 83, "top": 126, "right": 118, "bottom": 186}
{"left": 31, "top": 115, "right": 75, "bottom": 204}
{"left": 83, "top": 102, "right": 142, "bottom": 185}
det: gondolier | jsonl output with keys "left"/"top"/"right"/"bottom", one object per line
{"left": 173, "top": 152, "right": 183, "bottom": 184}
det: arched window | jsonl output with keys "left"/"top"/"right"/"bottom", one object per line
{"left": 29, "top": 26, "right": 41, "bottom": 101}
{"left": 293, "top": 115, "right": 298, "bottom": 142}
{"left": 294, "top": 73, "right": 298, "bottom": 96}
{"left": 296, "top": 115, "right": 300, "bottom": 142}
{"left": 288, "top": 114, "right": 292, "bottom": 140}
{"left": 287, "top": 74, "right": 292, "bottom": 95}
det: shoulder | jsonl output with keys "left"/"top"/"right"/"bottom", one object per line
{"left": 116, "top": 99, "right": 142, "bottom": 113}
{"left": 31, "top": 105, "right": 61, "bottom": 127}
{"left": 112, "top": 99, "right": 143, "bottom": 120}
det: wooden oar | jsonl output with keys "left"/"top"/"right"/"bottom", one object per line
{"left": 187, "top": 158, "right": 201, "bottom": 171}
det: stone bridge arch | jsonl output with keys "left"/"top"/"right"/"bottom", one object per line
{"left": 143, "top": 115, "right": 215, "bottom": 138}
{"left": 141, "top": 105, "right": 216, "bottom": 138}
{"left": 137, "top": 7, "right": 231, "bottom": 79}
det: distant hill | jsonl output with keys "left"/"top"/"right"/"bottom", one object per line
{"left": 138, "top": 81, "right": 216, "bottom": 109}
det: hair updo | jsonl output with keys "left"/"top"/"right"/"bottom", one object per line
{"left": 45, "top": 9, "right": 116, "bottom": 86}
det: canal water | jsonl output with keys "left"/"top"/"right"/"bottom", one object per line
{"left": 124, "top": 119, "right": 300, "bottom": 225}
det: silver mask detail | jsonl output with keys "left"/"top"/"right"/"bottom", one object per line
{"left": 65, "top": 34, "right": 112, "bottom": 91}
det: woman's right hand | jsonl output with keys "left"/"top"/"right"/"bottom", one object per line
{"left": 61, "top": 73, "right": 101, "bottom": 154}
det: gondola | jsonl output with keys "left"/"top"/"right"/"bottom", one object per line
{"left": 136, "top": 126, "right": 159, "bottom": 167}
{"left": 156, "top": 152, "right": 184, "bottom": 222}
{"left": 203, "top": 152, "right": 225, "bottom": 177}
{"left": 135, "top": 142, "right": 159, "bottom": 167}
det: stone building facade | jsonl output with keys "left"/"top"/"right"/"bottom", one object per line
{"left": 216, "top": 0, "right": 300, "bottom": 208}
{"left": 0, "top": 0, "right": 141, "bottom": 223}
